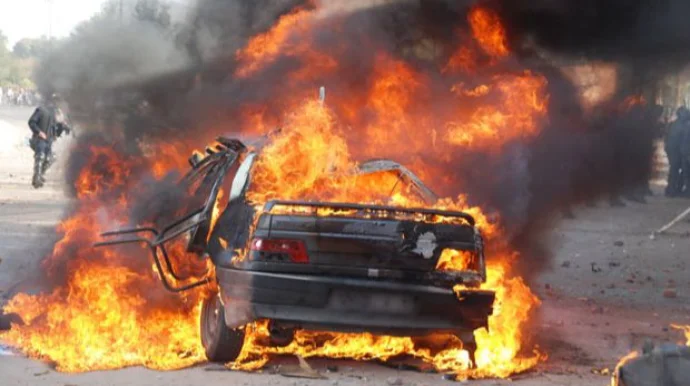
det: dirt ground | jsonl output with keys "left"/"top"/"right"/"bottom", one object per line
{"left": 0, "top": 106, "right": 688, "bottom": 386}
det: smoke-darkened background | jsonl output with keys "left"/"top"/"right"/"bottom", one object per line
{"left": 35, "top": 0, "right": 684, "bottom": 280}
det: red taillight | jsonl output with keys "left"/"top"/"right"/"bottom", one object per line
{"left": 250, "top": 238, "right": 309, "bottom": 263}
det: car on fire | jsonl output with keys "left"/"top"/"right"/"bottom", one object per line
{"left": 96, "top": 136, "right": 495, "bottom": 363}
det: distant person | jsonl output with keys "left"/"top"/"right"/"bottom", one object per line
{"left": 27, "top": 94, "right": 72, "bottom": 188}
{"left": 681, "top": 116, "right": 690, "bottom": 197}
{"left": 664, "top": 106, "right": 690, "bottom": 197}
{"left": 6, "top": 88, "right": 14, "bottom": 105}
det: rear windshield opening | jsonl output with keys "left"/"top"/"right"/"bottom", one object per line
{"left": 436, "top": 248, "right": 480, "bottom": 272}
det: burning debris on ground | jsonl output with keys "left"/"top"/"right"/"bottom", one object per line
{"left": 0, "top": 0, "right": 688, "bottom": 384}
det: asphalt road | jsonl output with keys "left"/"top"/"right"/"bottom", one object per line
{"left": 0, "top": 106, "right": 688, "bottom": 386}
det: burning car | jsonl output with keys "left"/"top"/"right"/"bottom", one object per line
{"left": 96, "top": 136, "right": 495, "bottom": 363}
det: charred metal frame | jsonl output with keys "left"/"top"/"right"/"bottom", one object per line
{"left": 263, "top": 200, "right": 487, "bottom": 283}
{"left": 94, "top": 208, "right": 211, "bottom": 292}
{"left": 264, "top": 200, "right": 477, "bottom": 227}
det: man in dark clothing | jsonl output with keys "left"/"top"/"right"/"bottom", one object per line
{"left": 681, "top": 118, "right": 690, "bottom": 196}
{"left": 665, "top": 106, "right": 689, "bottom": 197}
{"left": 28, "top": 95, "right": 72, "bottom": 188}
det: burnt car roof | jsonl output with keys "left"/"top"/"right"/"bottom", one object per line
{"left": 193, "top": 136, "right": 440, "bottom": 205}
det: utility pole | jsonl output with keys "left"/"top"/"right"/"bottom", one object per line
{"left": 46, "top": 0, "right": 54, "bottom": 38}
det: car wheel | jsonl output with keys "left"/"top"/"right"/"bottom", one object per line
{"left": 200, "top": 294, "right": 245, "bottom": 362}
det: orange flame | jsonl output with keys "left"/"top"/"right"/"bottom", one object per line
{"left": 2, "top": 3, "right": 547, "bottom": 379}
{"left": 671, "top": 324, "right": 690, "bottom": 345}
{"left": 468, "top": 6, "right": 509, "bottom": 57}
{"left": 1, "top": 147, "right": 211, "bottom": 372}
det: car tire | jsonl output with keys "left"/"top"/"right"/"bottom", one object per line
{"left": 200, "top": 294, "right": 245, "bottom": 363}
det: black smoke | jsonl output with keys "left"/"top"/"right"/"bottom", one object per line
{"left": 41, "top": 0, "right": 676, "bottom": 282}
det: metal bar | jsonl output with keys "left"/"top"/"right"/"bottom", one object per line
{"left": 93, "top": 237, "right": 152, "bottom": 248}
{"left": 159, "top": 208, "right": 205, "bottom": 235}
{"left": 154, "top": 220, "right": 206, "bottom": 246}
{"left": 100, "top": 227, "right": 159, "bottom": 238}
{"left": 93, "top": 208, "right": 212, "bottom": 292}
{"left": 149, "top": 244, "right": 211, "bottom": 293}
{"left": 264, "top": 200, "right": 476, "bottom": 226}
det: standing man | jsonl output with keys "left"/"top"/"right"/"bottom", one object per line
{"left": 28, "top": 94, "right": 72, "bottom": 188}
{"left": 665, "top": 106, "right": 689, "bottom": 197}
{"left": 681, "top": 115, "right": 690, "bottom": 197}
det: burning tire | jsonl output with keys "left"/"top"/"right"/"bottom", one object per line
{"left": 200, "top": 294, "right": 245, "bottom": 363}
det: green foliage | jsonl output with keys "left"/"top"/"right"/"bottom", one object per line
{"left": 13, "top": 37, "right": 57, "bottom": 59}
{"left": 0, "top": 30, "right": 36, "bottom": 88}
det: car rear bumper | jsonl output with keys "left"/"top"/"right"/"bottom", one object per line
{"left": 216, "top": 267, "right": 494, "bottom": 336}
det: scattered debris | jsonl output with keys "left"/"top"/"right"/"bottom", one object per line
{"left": 33, "top": 370, "right": 50, "bottom": 376}
{"left": 591, "top": 367, "right": 610, "bottom": 376}
{"left": 561, "top": 260, "right": 571, "bottom": 268}
{"left": 279, "top": 356, "right": 327, "bottom": 380}
{"left": 591, "top": 263, "right": 602, "bottom": 273}
{"left": 386, "top": 376, "right": 403, "bottom": 385}
{"left": 591, "top": 306, "right": 605, "bottom": 314}
{"left": 663, "top": 289, "right": 677, "bottom": 299}
{"left": 441, "top": 374, "right": 457, "bottom": 381}
{"left": 544, "top": 283, "right": 552, "bottom": 290}
{"left": 614, "top": 241, "right": 624, "bottom": 247}
{"left": 608, "top": 261, "right": 621, "bottom": 268}
{"left": 326, "top": 365, "right": 339, "bottom": 373}
{"left": 203, "top": 365, "right": 229, "bottom": 372}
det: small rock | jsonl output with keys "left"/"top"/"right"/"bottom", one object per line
{"left": 544, "top": 283, "right": 552, "bottom": 290}
{"left": 387, "top": 377, "right": 403, "bottom": 386}
{"left": 608, "top": 261, "right": 621, "bottom": 268}
{"left": 663, "top": 289, "right": 677, "bottom": 299}
{"left": 614, "top": 240, "right": 624, "bottom": 247}
{"left": 561, "top": 261, "right": 571, "bottom": 268}
{"left": 607, "top": 284, "right": 616, "bottom": 289}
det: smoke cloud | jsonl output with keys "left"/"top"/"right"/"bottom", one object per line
{"left": 39, "top": 0, "right": 672, "bottom": 283}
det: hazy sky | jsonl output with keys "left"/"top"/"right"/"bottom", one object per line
{"left": 0, "top": 0, "right": 108, "bottom": 47}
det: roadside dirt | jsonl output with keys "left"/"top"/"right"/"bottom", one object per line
{"left": 0, "top": 106, "right": 688, "bottom": 385}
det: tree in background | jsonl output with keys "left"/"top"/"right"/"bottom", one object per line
{"left": 13, "top": 37, "right": 56, "bottom": 59}
{"left": 0, "top": 30, "right": 35, "bottom": 88}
